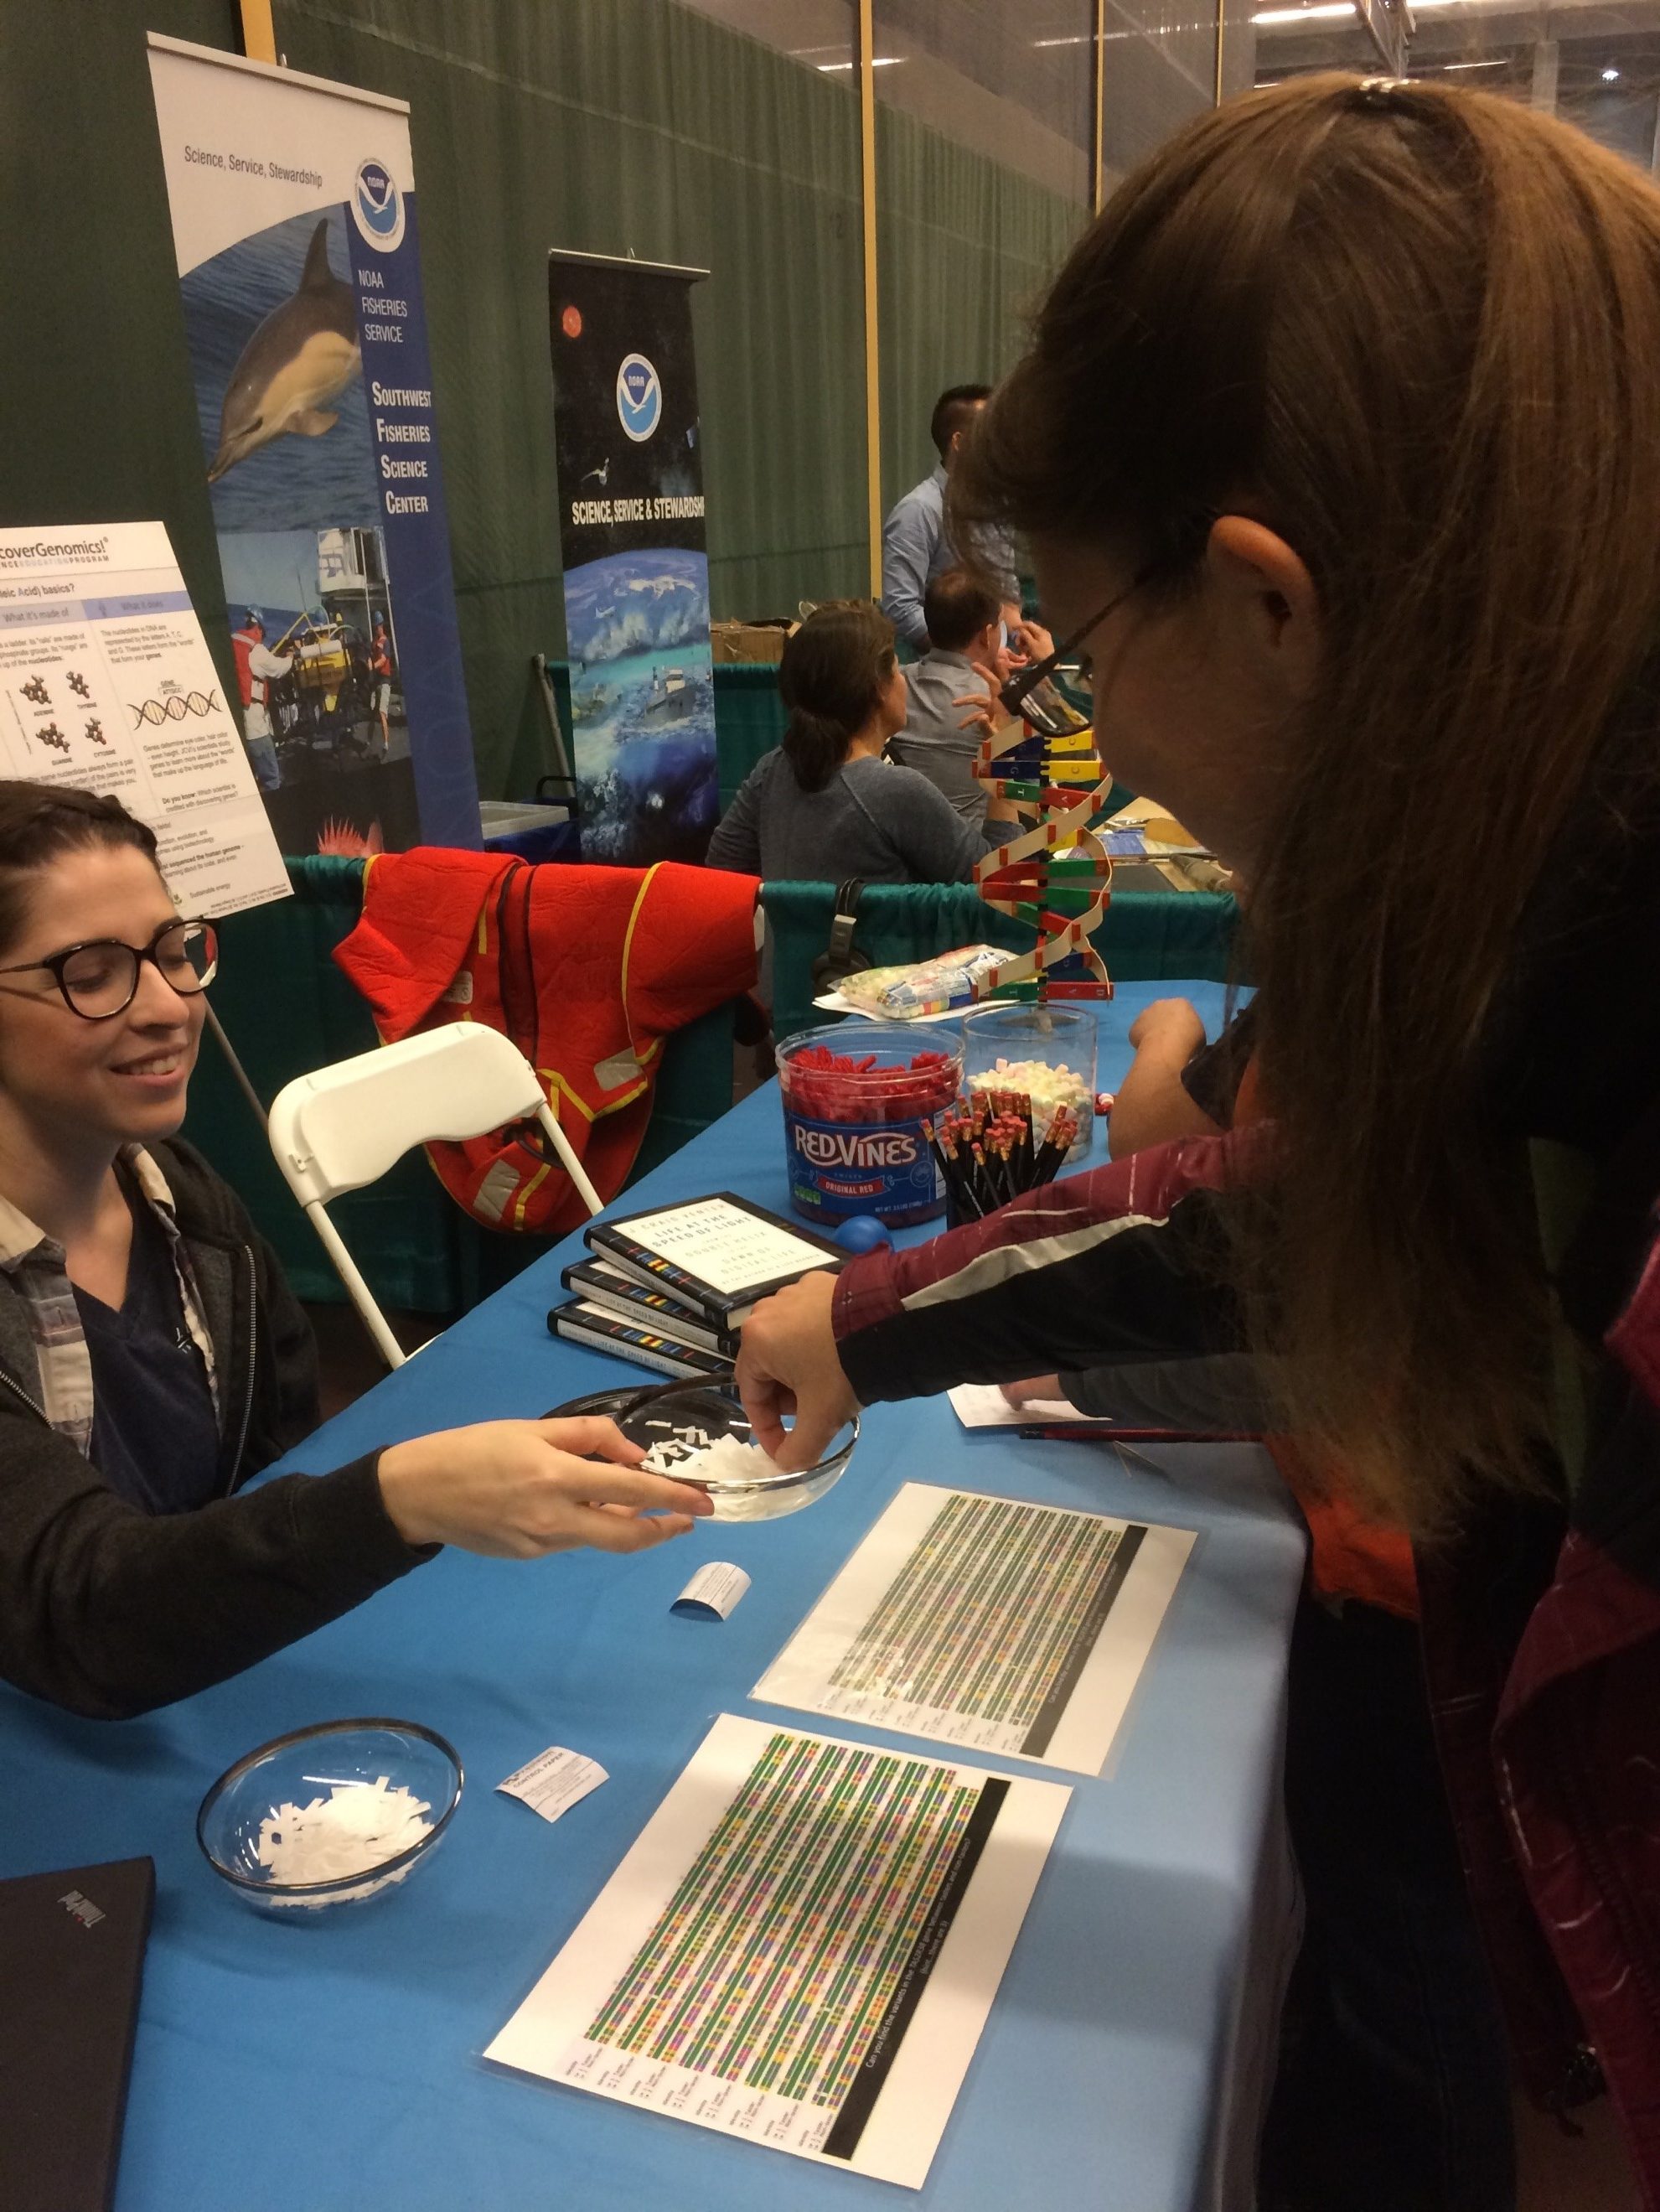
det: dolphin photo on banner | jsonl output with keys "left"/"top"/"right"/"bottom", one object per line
{"left": 550, "top": 251, "right": 715, "bottom": 866}
{"left": 147, "top": 34, "right": 478, "bottom": 859}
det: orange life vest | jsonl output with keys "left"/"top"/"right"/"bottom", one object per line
{"left": 230, "top": 627, "right": 258, "bottom": 710}
{"left": 334, "top": 848, "right": 760, "bottom": 1239}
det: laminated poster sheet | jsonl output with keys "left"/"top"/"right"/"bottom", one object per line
{"left": 0, "top": 523, "right": 287, "bottom": 916}
{"left": 754, "top": 1483, "right": 1196, "bottom": 1775}
{"left": 486, "top": 1714, "right": 1068, "bottom": 2190}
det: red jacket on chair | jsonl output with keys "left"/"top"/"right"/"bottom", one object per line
{"left": 334, "top": 849, "right": 758, "bottom": 1239}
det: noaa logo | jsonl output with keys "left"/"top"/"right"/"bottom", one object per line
{"left": 350, "top": 158, "right": 405, "bottom": 251}
{"left": 616, "top": 354, "right": 662, "bottom": 443}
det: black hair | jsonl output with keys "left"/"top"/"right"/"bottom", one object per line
{"left": 923, "top": 567, "right": 1001, "bottom": 652}
{"left": 0, "top": 783, "right": 159, "bottom": 955}
{"left": 778, "top": 607, "right": 898, "bottom": 795}
{"left": 930, "top": 382, "right": 992, "bottom": 461}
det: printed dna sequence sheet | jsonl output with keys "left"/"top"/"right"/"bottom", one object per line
{"left": 754, "top": 1482, "right": 1196, "bottom": 1774}
{"left": 486, "top": 1713, "right": 1068, "bottom": 2189}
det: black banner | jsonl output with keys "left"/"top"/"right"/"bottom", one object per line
{"left": 549, "top": 251, "right": 716, "bottom": 864}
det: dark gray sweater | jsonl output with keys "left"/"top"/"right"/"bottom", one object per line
{"left": 706, "top": 749, "right": 980, "bottom": 884}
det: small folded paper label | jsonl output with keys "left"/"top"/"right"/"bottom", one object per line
{"left": 497, "top": 1745, "right": 608, "bottom": 1825}
{"left": 670, "top": 1561, "right": 752, "bottom": 1620}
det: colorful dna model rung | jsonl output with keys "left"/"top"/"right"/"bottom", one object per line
{"left": 970, "top": 717, "right": 1114, "bottom": 1001}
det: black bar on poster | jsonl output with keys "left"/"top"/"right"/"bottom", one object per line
{"left": 1021, "top": 1521, "right": 1147, "bottom": 1759}
{"left": 820, "top": 1775, "right": 1010, "bottom": 2163}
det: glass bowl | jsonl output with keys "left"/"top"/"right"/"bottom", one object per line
{"left": 197, "top": 1718, "right": 463, "bottom": 1915}
{"left": 696, "top": 1414, "right": 860, "bottom": 1522}
{"left": 543, "top": 1379, "right": 859, "bottom": 1521}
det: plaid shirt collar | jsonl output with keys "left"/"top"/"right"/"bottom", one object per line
{"left": 0, "top": 1145, "right": 218, "bottom": 1449}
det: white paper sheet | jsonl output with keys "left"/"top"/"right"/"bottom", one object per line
{"left": 948, "top": 1383, "right": 1087, "bottom": 1428}
{"left": 498, "top": 1746, "right": 608, "bottom": 1826}
{"left": 753, "top": 1483, "right": 1195, "bottom": 1775}
{"left": 486, "top": 1713, "right": 1068, "bottom": 2189}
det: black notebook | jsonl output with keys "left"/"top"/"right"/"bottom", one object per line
{"left": 584, "top": 1193, "right": 841, "bottom": 1328}
{"left": 0, "top": 1855, "right": 154, "bottom": 2212}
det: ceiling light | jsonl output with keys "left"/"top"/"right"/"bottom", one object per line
{"left": 1252, "top": 3, "right": 1356, "bottom": 23}
{"left": 1602, "top": 65, "right": 1621, "bottom": 80}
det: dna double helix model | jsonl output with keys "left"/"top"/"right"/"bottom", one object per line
{"left": 970, "top": 712, "right": 1114, "bottom": 1004}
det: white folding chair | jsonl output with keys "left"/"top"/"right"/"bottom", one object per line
{"left": 266, "top": 1020, "right": 602, "bottom": 1369}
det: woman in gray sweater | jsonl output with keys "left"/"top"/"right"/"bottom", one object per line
{"left": 706, "top": 605, "right": 981, "bottom": 883}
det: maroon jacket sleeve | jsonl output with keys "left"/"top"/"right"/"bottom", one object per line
{"left": 832, "top": 1128, "right": 1264, "bottom": 1408}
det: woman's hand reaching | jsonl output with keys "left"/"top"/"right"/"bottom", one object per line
{"left": 376, "top": 1416, "right": 712, "bottom": 1557}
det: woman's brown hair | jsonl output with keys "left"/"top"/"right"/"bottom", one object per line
{"left": 954, "top": 76, "right": 1660, "bottom": 1533}
{"left": 778, "top": 605, "right": 897, "bottom": 794}
{"left": 0, "top": 784, "right": 159, "bottom": 956}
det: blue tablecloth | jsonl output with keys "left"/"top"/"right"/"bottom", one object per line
{"left": 0, "top": 984, "right": 1303, "bottom": 2212}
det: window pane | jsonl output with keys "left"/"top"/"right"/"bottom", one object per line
{"left": 873, "top": 0, "right": 1097, "bottom": 204}
{"left": 1255, "top": 0, "right": 1660, "bottom": 174}
{"left": 679, "top": 0, "right": 858, "bottom": 75}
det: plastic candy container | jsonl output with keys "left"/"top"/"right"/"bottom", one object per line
{"left": 960, "top": 1002, "right": 1097, "bottom": 1161}
{"left": 776, "top": 1024, "right": 963, "bottom": 1227}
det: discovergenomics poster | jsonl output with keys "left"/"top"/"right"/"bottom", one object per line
{"left": 147, "top": 34, "right": 478, "bottom": 857}
{"left": 0, "top": 522, "right": 287, "bottom": 914}
{"left": 549, "top": 251, "right": 716, "bottom": 865}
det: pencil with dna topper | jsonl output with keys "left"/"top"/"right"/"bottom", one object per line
{"left": 922, "top": 1088, "right": 1080, "bottom": 1222}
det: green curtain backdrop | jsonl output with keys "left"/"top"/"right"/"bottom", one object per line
{"left": 268, "top": 0, "right": 871, "bottom": 799}
{"left": 0, "top": 0, "right": 245, "bottom": 712}
{"left": 876, "top": 105, "right": 1085, "bottom": 510}
{"left": 1, "top": 1, "right": 1104, "bottom": 804}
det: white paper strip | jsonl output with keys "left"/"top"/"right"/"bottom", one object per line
{"left": 671, "top": 1561, "right": 751, "bottom": 1619}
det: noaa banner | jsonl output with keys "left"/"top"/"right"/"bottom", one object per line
{"left": 549, "top": 251, "right": 715, "bottom": 863}
{"left": 147, "top": 34, "right": 478, "bottom": 857}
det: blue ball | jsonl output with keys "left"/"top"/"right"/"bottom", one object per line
{"left": 834, "top": 1214, "right": 892, "bottom": 1253}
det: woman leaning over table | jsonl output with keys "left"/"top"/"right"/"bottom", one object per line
{"left": 0, "top": 784, "right": 709, "bottom": 1722}
{"left": 736, "top": 75, "right": 1660, "bottom": 2212}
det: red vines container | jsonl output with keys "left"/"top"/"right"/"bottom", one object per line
{"left": 776, "top": 1023, "right": 963, "bottom": 1227}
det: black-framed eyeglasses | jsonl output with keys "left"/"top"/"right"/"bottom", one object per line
{"left": 999, "top": 514, "right": 1219, "bottom": 737}
{"left": 0, "top": 917, "right": 220, "bottom": 1021}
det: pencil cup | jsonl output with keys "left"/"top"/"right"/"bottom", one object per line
{"left": 959, "top": 1002, "right": 1095, "bottom": 1161}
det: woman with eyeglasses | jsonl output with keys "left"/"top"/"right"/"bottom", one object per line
{"left": 0, "top": 784, "right": 710, "bottom": 1722}
{"left": 735, "top": 75, "right": 1660, "bottom": 2210}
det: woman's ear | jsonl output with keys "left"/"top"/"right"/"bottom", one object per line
{"left": 1203, "top": 515, "right": 1321, "bottom": 706}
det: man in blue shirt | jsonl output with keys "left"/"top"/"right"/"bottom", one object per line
{"left": 880, "top": 385, "right": 1019, "bottom": 650}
